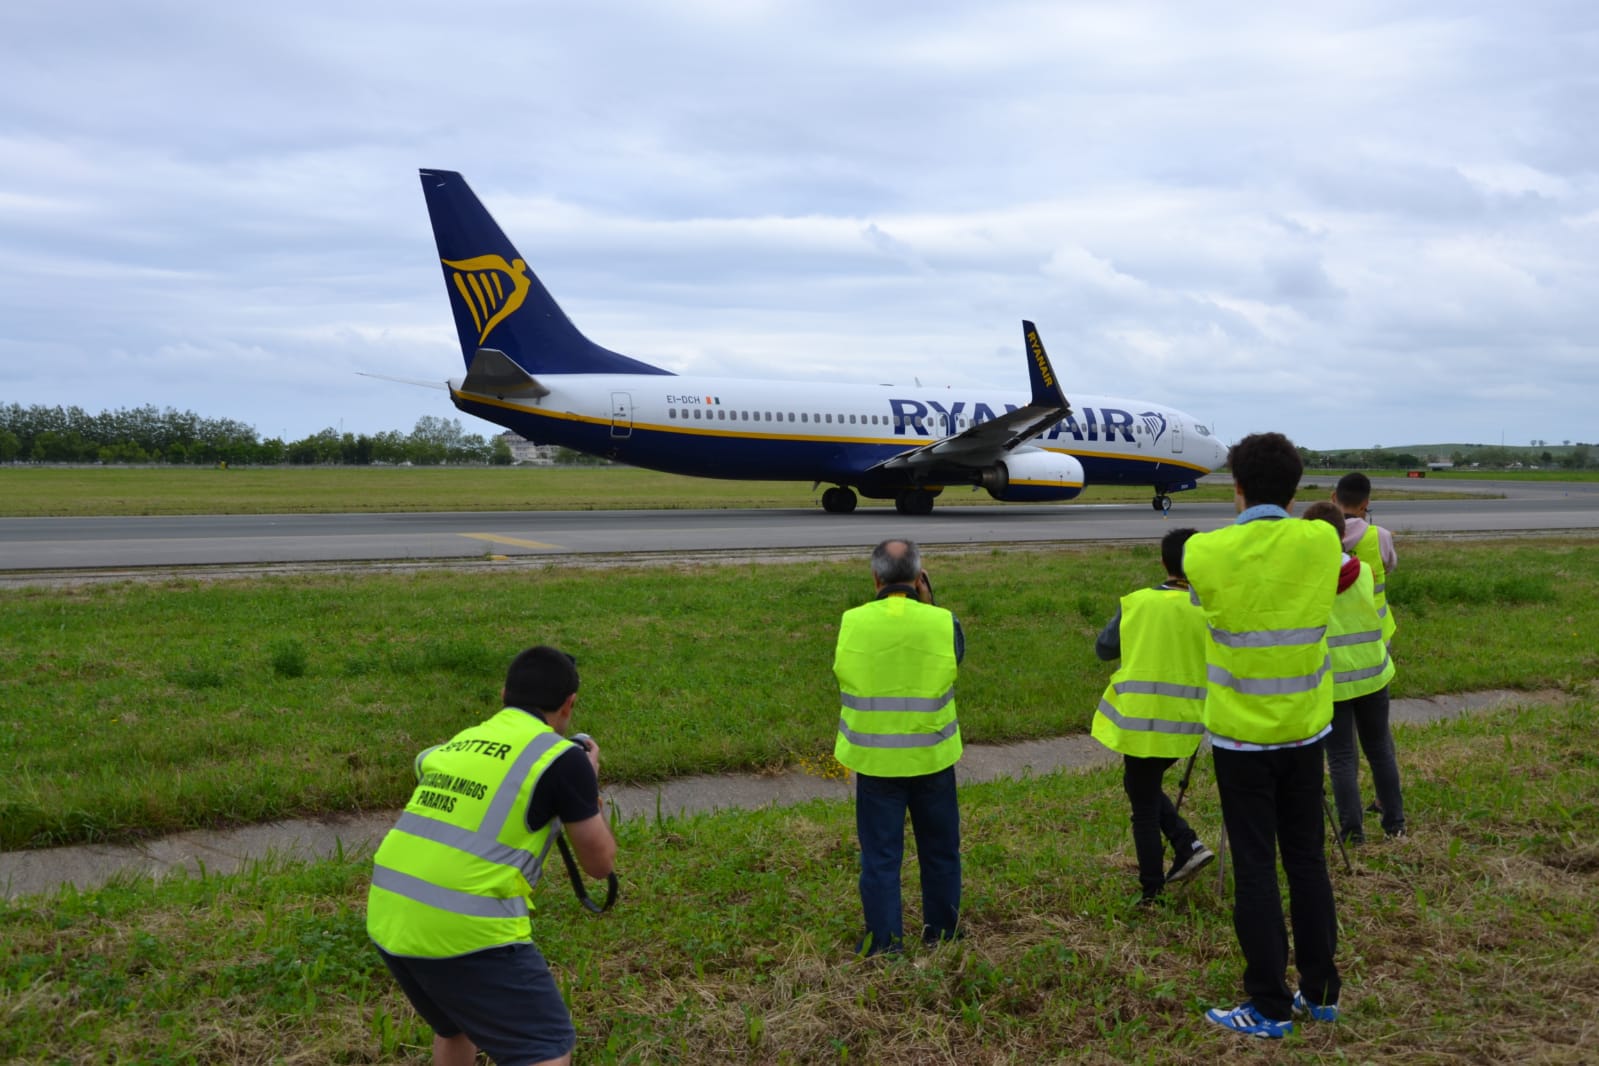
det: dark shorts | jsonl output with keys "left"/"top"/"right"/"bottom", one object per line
{"left": 378, "top": 942, "right": 576, "bottom": 1063}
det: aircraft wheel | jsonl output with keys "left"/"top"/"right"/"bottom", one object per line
{"left": 1152, "top": 493, "right": 1172, "bottom": 514}
{"left": 896, "top": 489, "right": 935, "bottom": 515}
{"left": 822, "top": 486, "right": 858, "bottom": 514}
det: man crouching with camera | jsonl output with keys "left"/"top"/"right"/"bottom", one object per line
{"left": 367, "top": 645, "right": 615, "bottom": 1065}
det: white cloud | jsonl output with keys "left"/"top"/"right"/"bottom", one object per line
{"left": 0, "top": 1, "right": 1594, "bottom": 450}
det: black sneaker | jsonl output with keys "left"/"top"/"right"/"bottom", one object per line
{"left": 1166, "top": 842, "right": 1215, "bottom": 884}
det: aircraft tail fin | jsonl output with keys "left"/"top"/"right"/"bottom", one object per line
{"left": 418, "top": 169, "right": 673, "bottom": 377}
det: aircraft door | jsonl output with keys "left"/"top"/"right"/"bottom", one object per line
{"left": 610, "top": 392, "right": 633, "bottom": 439}
{"left": 1172, "top": 419, "right": 1184, "bottom": 454}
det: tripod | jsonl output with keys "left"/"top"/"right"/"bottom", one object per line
{"left": 1173, "top": 748, "right": 1353, "bottom": 894}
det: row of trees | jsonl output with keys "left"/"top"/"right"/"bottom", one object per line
{"left": 0, "top": 404, "right": 512, "bottom": 466}
{"left": 1305, "top": 443, "right": 1595, "bottom": 471}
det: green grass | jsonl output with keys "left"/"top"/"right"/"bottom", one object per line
{"left": 2, "top": 697, "right": 1595, "bottom": 1063}
{"left": 0, "top": 464, "right": 1488, "bottom": 517}
{"left": 0, "top": 465, "right": 1242, "bottom": 516}
{"left": 1426, "top": 468, "right": 1599, "bottom": 482}
{"left": 2, "top": 537, "right": 1595, "bottom": 851}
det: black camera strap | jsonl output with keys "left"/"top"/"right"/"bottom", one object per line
{"left": 556, "top": 831, "right": 619, "bottom": 913}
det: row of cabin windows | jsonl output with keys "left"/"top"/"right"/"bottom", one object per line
{"left": 661, "top": 407, "right": 1179, "bottom": 438}
{"left": 666, "top": 408, "right": 982, "bottom": 430}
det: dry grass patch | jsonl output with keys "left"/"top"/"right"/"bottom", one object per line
{"left": 4, "top": 702, "right": 1596, "bottom": 1063}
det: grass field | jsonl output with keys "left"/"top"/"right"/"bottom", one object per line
{"left": 2, "top": 697, "right": 1594, "bottom": 1064}
{"left": 0, "top": 464, "right": 1496, "bottom": 517}
{"left": 3, "top": 537, "right": 1595, "bottom": 852}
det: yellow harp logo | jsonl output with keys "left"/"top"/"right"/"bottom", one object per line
{"left": 442, "top": 255, "right": 533, "bottom": 345}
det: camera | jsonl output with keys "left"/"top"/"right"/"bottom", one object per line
{"left": 569, "top": 732, "right": 594, "bottom": 752}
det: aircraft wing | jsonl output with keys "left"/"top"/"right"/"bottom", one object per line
{"left": 870, "top": 320, "right": 1072, "bottom": 474}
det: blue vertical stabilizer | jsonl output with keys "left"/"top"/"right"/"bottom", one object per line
{"left": 418, "top": 169, "right": 673, "bottom": 377}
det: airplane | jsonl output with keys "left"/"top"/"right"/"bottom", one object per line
{"left": 418, "top": 168, "right": 1228, "bottom": 515}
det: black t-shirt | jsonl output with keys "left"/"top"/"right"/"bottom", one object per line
{"left": 525, "top": 745, "right": 601, "bottom": 833}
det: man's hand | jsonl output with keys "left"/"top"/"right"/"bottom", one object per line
{"left": 570, "top": 733, "right": 601, "bottom": 777}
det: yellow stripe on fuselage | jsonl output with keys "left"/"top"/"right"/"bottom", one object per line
{"left": 450, "top": 389, "right": 1215, "bottom": 474}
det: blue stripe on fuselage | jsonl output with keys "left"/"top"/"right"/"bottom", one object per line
{"left": 452, "top": 395, "right": 1210, "bottom": 489}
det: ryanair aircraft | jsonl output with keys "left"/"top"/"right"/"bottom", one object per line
{"left": 420, "top": 169, "right": 1227, "bottom": 515}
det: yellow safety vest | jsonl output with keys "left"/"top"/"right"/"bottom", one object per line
{"left": 1351, "top": 523, "right": 1397, "bottom": 642}
{"left": 1184, "top": 518, "right": 1340, "bottom": 746}
{"left": 1091, "top": 587, "right": 1208, "bottom": 758}
{"left": 1329, "top": 560, "right": 1396, "bottom": 701}
{"left": 834, "top": 595, "right": 961, "bottom": 776}
{"left": 367, "top": 708, "right": 576, "bottom": 958}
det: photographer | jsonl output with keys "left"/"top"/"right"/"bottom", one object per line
{"left": 367, "top": 645, "right": 615, "bottom": 1066}
{"left": 1092, "top": 527, "right": 1214, "bottom": 907}
{"left": 1185, "top": 432, "right": 1342, "bottom": 1038}
{"left": 1302, "top": 502, "right": 1406, "bottom": 842}
{"left": 833, "top": 538, "right": 965, "bottom": 956}
{"left": 1332, "top": 472, "right": 1398, "bottom": 645}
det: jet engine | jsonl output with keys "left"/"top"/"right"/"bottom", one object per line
{"left": 978, "top": 450, "right": 1086, "bottom": 502}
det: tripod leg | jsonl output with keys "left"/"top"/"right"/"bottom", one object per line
{"left": 1172, "top": 750, "right": 1199, "bottom": 817}
{"left": 1215, "top": 823, "right": 1228, "bottom": 898}
{"left": 1324, "top": 794, "right": 1353, "bottom": 875}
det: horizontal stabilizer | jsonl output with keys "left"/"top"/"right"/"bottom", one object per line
{"left": 459, "top": 348, "right": 550, "bottom": 400}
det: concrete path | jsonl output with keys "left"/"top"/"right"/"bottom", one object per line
{"left": 0, "top": 690, "right": 1556, "bottom": 901}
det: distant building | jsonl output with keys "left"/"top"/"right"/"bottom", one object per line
{"left": 498, "top": 431, "right": 558, "bottom": 465}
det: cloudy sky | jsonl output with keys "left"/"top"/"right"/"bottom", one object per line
{"left": 2, "top": 1, "right": 1594, "bottom": 451}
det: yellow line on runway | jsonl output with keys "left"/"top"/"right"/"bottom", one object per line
{"left": 459, "top": 532, "right": 563, "bottom": 550}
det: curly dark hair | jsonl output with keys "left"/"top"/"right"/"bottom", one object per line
{"left": 1227, "top": 432, "right": 1303, "bottom": 508}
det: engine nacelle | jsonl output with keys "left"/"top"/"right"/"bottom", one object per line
{"left": 979, "top": 450, "right": 1085, "bottom": 502}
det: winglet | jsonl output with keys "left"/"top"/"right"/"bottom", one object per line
{"left": 1022, "top": 320, "right": 1071, "bottom": 414}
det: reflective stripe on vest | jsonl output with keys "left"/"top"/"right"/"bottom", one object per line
{"left": 840, "top": 689, "right": 955, "bottom": 714}
{"left": 368, "top": 712, "right": 572, "bottom": 958}
{"left": 1091, "top": 587, "right": 1208, "bottom": 758}
{"left": 1184, "top": 519, "right": 1340, "bottom": 745}
{"left": 1094, "top": 700, "right": 1206, "bottom": 736}
{"left": 1353, "top": 523, "right": 1397, "bottom": 642}
{"left": 370, "top": 866, "right": 529, "bottom": 920}
{"left": 837, "top": 719, "right": 960, "bottom": 749}
{"left": 1329, "top": 560, "right": 1396, "bottom": 701}
{"left": 833, "top": 596, "right": 961, "bottom": 776}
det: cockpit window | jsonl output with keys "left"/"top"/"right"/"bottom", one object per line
{"left": 1195, "top": 424, "right": 1211, "bottom": 437}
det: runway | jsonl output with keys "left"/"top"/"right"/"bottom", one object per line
{"left": 1, "top": 477, "right": 1596, "bottom": 575}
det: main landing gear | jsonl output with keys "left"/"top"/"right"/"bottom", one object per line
{"left": 821, "top": 486, "right": 858, "bottom": 513}
{"left": 818, "top": 484, "right": 938, "bottom": 515}
{"left": 894, "top": 489, "right": 936, "bottom": 516}
{"left": 1152, "top": 493, "right": 1172, "bottom": 515}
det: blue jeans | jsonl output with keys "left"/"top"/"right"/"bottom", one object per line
{"left": 855, "top": 766, "right": 961, "bottom": 953}
{"left": 1327, "top": 685, "right": 1405, "bottom": 840}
